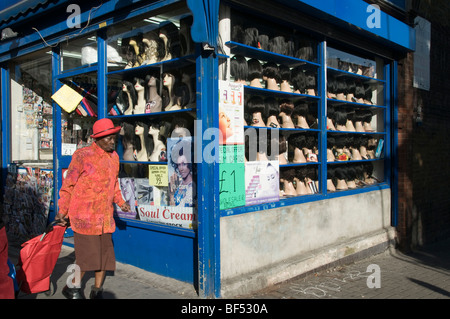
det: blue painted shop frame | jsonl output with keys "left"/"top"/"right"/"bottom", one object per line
{"left": 0, "top": 0, "right": 413, "bottom": 299}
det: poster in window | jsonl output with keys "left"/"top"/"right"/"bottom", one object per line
{"left": 218, "top": 80, "right": 244, "bottom": 145}
{"left": 245, "top": 161, "right": 280, "bottom": 206}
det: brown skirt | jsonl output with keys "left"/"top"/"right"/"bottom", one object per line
{"left": 73, "top": 232, "right": 116, "bottom": 272}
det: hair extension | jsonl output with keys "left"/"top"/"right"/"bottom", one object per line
{"left": 231, "top": 25, "right": 245, "bottom": 43}
{"left": 257, "top": 34, "right": 269, "bottom": 50}
{"left": 268, "top": 36, "right": 287, "bottom": 55}
{"left": 247, "top": 58, "right": 263, "bottom": 82}
{"left": 295, "top": 37, "right": 314, "bottom": 61}
{"left": 243, "top": 27, "right": 259, "bottom": 47}
{"left": 230, "top": 55, "right": 248, "bottom": 82}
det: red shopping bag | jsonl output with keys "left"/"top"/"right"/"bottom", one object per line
{"left": 15, "top": 223, "right": 66, "bottom": 294}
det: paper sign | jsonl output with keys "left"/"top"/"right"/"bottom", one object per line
{"left": 149, "top": 165, "right": 168, "bottom": 187}
{"left": 51, "top": 84, "right": 83, "bottom": 113}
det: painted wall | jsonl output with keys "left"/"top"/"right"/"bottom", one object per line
{"left": 220, "top": 188, "right": 392, "bottom": 296}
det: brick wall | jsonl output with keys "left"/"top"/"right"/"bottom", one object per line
{"left": 396, "top": 0, "right": 450, "bottom": 250}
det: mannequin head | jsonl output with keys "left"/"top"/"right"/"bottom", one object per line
{"left": 263, "top": 62, "right": 281, "bottom": 90}
{"left": 333, "top": 108, "right": 348, "bottom": 131}
{"left": 246, "top": 96, "right": 266, "bottom": 127}
{"left": 247, "top": 58, "right": 263, "bottom": 87}
{"left": 279, "top": 65, "right": 292, "bottom": 92}
{"left": 293, "top": 102, "right": 309, "bottom": 128}
{"left": 264, "top": 96, "right": 281, "bottom": 128}
{"left": 290, "top": 66, "right": 306, "bottom": 94}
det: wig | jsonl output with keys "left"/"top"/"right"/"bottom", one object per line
{"left": 279, "top": 99, "right": 294, "bottom": 116}
{"left": 263, "top": 62, "right": 281, "bottom": 83}
{"left": 247, "top": 58, "right": 263, "bottom": 82}
{"left": 268, "top": 36, "right": 287, "bottom": 55}
{"left": 230, "top": 55, "right": 248, "bottom": 82}
{"left": 279, "top": 65, "right": 291, "bottom": 84}
{"left": 290, "top": 66, "right": 306, "bottom": 93}
{"left": 264, "top": 96, "right": 280, "bottom": 118}
{"left": 333, "top": 108, "right": 348, "bottom": 127}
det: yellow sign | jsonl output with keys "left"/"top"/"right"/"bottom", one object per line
{"left": 149, "top": 165, "right": 168, "bottom": 187}
{"left": 51, "top": 84, "right": 83, "bottom": 113}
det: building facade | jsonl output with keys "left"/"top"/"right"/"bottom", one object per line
{"left": 1, "top": 0, "right": 444, "bottom": 299}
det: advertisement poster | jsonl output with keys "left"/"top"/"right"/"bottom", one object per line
{"left": 219, "top": 145, "right": 245, "bottom": 210}
{"left": 245, "top": 161, "right": 280, "bottom": 206}
{"left": 218, "top": 80, "right": 244, "bottom": 145}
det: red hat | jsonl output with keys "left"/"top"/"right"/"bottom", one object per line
{"left": 90, "top": 118, "right": 121, "bottom": 138}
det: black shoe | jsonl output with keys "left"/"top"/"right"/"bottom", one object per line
{"left": 62, "top": 285, "right": 85, "bottom": 299}
{"left": 89, "top": 286, "right": 103, "bottom": 299}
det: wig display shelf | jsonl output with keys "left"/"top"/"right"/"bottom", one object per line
{"left": 226, "top": 41, "right": 320, "bottom": 69}
{"left": 244, "top": 125, "right": 320, "bottom": 133}
{"left": 245, "top": 85, "right": 321, "bottom": 101}
{"left": 107, "top": 107, "right": 196, "bottom": 119}
{"left": 327, "top": 67, "right": 385, "bottom": 85}
{"left": 107, "top": 54, "right": 196, "bottom": 77}
{"left": 326, "top": 98, "right": 386, "bottom": 110}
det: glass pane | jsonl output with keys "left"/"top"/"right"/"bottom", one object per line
{"left": 58, "top": 72, "right": 98, "bottom": 155}
{"left": 9, "top": 50, "right": 53, "bottom": 166}
{"left": 106, "top": 7, "right": 194, "bottom": 72}
{"left": 60, "top": 33, "right": 97, "bottom": 71}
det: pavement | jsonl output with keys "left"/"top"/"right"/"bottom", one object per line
{"left": 8, "top": 237, "right": 450, "bottom": 301}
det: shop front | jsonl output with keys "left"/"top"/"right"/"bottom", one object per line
{"left": 0, "top": 0, "right": 414, "bottom": 298}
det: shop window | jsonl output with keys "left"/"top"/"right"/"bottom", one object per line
{"left": 220, "top": 7, "right": 390, "bottom": 212}
{"left": 58, "top": 72, "right": 98, "bottom": 155}
{"left": 105, "top": 7, "right": 197, "bottom": 229}
{"left": 60, "top": 33, "right": 97, "bottom": 71}
{"left": 9, "top": 49, "right": 53, "bottom": 166}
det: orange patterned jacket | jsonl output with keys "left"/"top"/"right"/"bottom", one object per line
{"left": 58, "top": 142, "right": 125, "bottom": 235}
